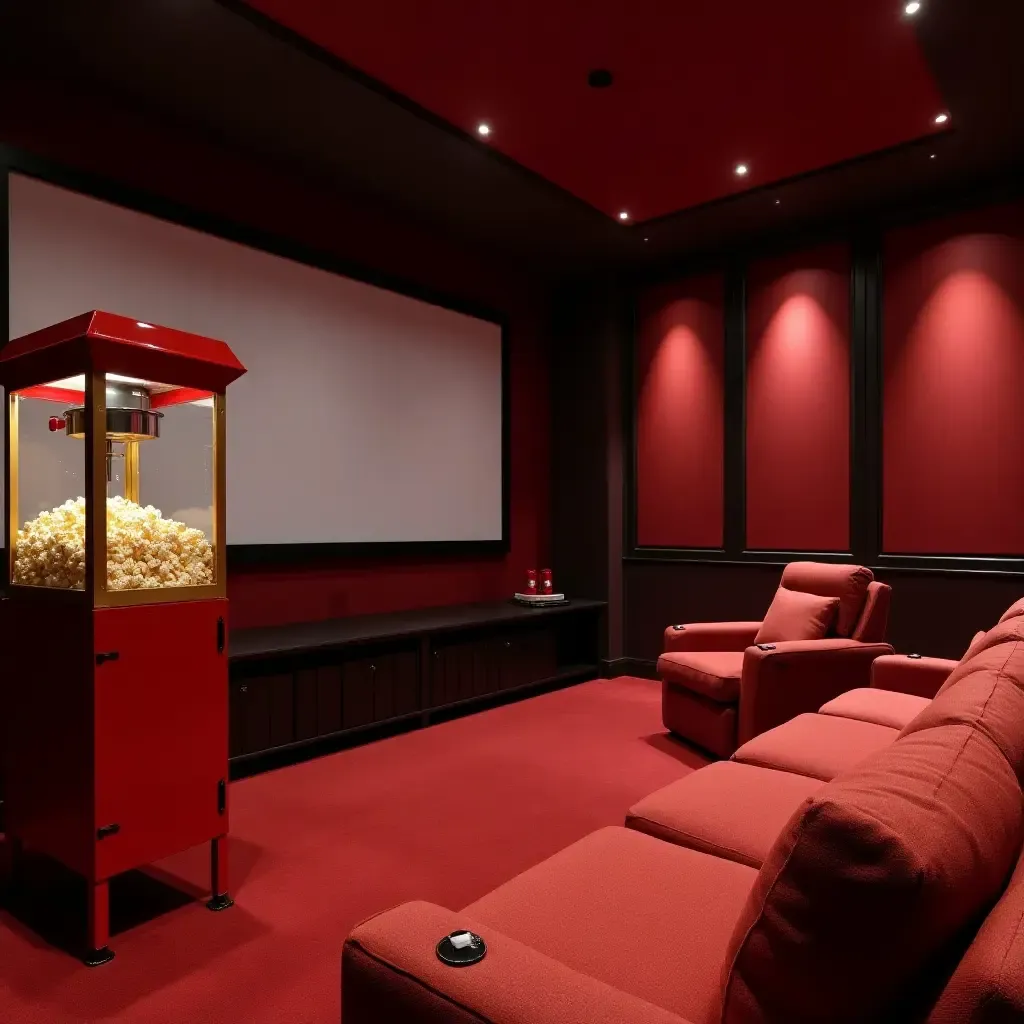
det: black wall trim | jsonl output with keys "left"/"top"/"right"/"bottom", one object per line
{"left": 723, "top": 262, "right": 746, "bottom": 555}
{"left": 1, "top": 144, "right": 512, "bottom": 560}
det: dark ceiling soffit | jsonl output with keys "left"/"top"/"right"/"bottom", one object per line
{"left": 620, "top": 161, "right": 1024, "bottom": 291}
{"left": 630, "top": 130, "right": 955, "bottom": 232}
{"left": 215, "top": 0, "right": 612, "bottom": 223}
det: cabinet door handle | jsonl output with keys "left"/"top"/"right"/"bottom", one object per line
{"left": 97, "top": 823, "right": 120, "bottom": 839}
{"left": 239, "top": 684, "right": 248, "bottom": 693}
{"left": 96, "top": 651, "right": 119, "bottom": 665}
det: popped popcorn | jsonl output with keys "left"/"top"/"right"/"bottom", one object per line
{"left": 13, "top": 496, "right": 214, "bottom": 590}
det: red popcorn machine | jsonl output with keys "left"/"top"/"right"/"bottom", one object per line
{"left": 0, "top": 311, "right": 246, "bottom": 965}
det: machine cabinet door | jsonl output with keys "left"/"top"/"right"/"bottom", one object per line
{"left": 93, "top": 600, "right": 229, "bottom": 882}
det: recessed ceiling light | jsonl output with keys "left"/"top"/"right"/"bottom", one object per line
{"left": 904, "top": 1, "right": 921, "bottom": 15}
{"left": 930, "top": 153, "right": 936, "bottom": 159}
{"left": 477, "top": 122, "right": 491, "bottom": 137}
{"left": 735, "top": 163, "right": 749, "bottom": 176}
{"left": 618, "top": 211, "right": 630, "bottom": 221}
{"left": 775, "top": 199, "right": 781, "bottom": 205}
{"left": 643, "top": 237, "right": 649, "bottom": 242}
{"left": 934, "top": 113, "right": 949, "bottom": 124}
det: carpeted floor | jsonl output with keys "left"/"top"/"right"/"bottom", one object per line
{"left": 0, "top": 676, "right": 706, "bottom": 1023}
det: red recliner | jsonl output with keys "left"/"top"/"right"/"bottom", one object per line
{"left": 659, "top": 562, "right": 893, "bottom": 757}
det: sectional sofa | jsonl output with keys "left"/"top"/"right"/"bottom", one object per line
{"left": 341, "top": 599, "right": 1024, "bottom": 1024}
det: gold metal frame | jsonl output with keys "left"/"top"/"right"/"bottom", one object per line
{"left": 6, "top": 392, "right": 19, "bottom": 586}
{"left": 124, "top": 441, "right": 140, "bottom": 504}
{"left": 4, "top": 371, "right": 227, "bottom": 607}
{"left": 92, "top": 383, "right": 227, "bottom": 608}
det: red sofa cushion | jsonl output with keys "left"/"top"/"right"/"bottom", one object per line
{"left": 819, "top": 687, "right": 930, "bottom": 730}
{"left": 753, "top": 588, "right": 839, "bottom": 645}
{"left": 658, "top": 650, "right": 744, "bottom": 704}
{"left": 779, "top": 561, "right": 873, "bottom": 638}
{"left": 626, "top": 762, "right": 824, "bottom": 868}
{"left": 721, "top": 724, "right": 1024, "bottom": 1024}
{"left": 732, "top": 713, "right": 898, "bottom": 781}
{"left": 927, "top": 850, "right": 1024, "bottom": 1024}
{"left": 463, "top": 826, "right": 758, "bottom": 1024}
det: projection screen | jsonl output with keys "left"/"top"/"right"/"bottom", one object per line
{"left": 5, "top": 171, "right": 505, "bottom": 548}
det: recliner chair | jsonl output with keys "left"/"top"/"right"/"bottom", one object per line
{"left": 659, "top": 562, "right": 892, "bottom": 757}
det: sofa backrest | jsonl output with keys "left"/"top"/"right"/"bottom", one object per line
{"left": 926, "top": 847, "right": 1024, "bottom": 1024}
{"left": 901, "top": 633, "right": 1024, "bottom": 784}
{"left": 778, "top": 562, "right": 875, "bottom": 639}
{"left": 720, "top": 682, "right": 1024, "bottom": 1023}
{"left": 849, "top": 581, "right": 891, "bottom": 644}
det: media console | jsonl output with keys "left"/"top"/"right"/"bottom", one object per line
{"left": 228, "top": 599, "right": 606, "bottom": 776}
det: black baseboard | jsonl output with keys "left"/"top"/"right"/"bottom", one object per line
{"left": 601, "top": 656, "right": 658, "bottom": 680}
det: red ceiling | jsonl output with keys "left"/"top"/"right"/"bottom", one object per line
{"left": 242, "top": 0, "right": 947, "bottom": 223}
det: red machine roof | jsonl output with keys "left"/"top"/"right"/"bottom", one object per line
{"left": 0, "top": 311, "right": 247, "bottom": 393}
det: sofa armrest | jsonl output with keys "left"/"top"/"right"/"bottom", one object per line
{"left": 870, "top": 654, "right": 959, "bottom": 699}
{"left": 663, "top": 621, "right": 763, "bottom": 653}
{"left": 344, "top": 901, "right": 691, "bottom": 1024}
{"left": 737, "top": 639, "right": 894, "bottom": 744}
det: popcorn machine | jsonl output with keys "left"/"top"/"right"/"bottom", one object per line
{"left": 0, "top": 311, "right": 246, "bottom": 965}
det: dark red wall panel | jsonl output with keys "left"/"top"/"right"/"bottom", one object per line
{"left": 0, "top": 74, "right": 550, "bottom": 628}
{"left": 883, "top": 202, "right": 1024, "bottom": 556}
{"left": 635, "top": 275, "right": 725, "bottom": 548}
{"left": 745, "top": 244, "right": 851, "bottom": 552}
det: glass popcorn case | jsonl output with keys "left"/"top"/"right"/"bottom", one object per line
{"left": 0, "top": 311, "right": 246, "bottom": 966}
{"left": 9, "top": 367, "right": 223, "bottom": 603}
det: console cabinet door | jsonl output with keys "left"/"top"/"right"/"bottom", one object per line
{"left": 372, "top": 650, "right": 420, "bottom": 720}
{"left": 343, "top": 650, "right": 421, "bottom": 729}
{"left": 230, "top": 674, "right": 294, "bottom": 757}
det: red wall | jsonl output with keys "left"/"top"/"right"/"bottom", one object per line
{"left": 883, "top": 201, "right": 1024, "bottom": 555}
{"left": 0, "top": 75, "right": 550, "bottom": 627}
{"left": 635, "top": 275, "right": 725, "bottom": 548}
{"left": 745, "top": 244, "right": 851, "bottom": 552}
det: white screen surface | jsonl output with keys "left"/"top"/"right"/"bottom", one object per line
{"left": 7, "top": 173, "right": 504, "bottom": 544}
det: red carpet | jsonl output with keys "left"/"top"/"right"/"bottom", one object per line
{"left": 0, "top": 676, "right": 705, "bottom": 1023}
